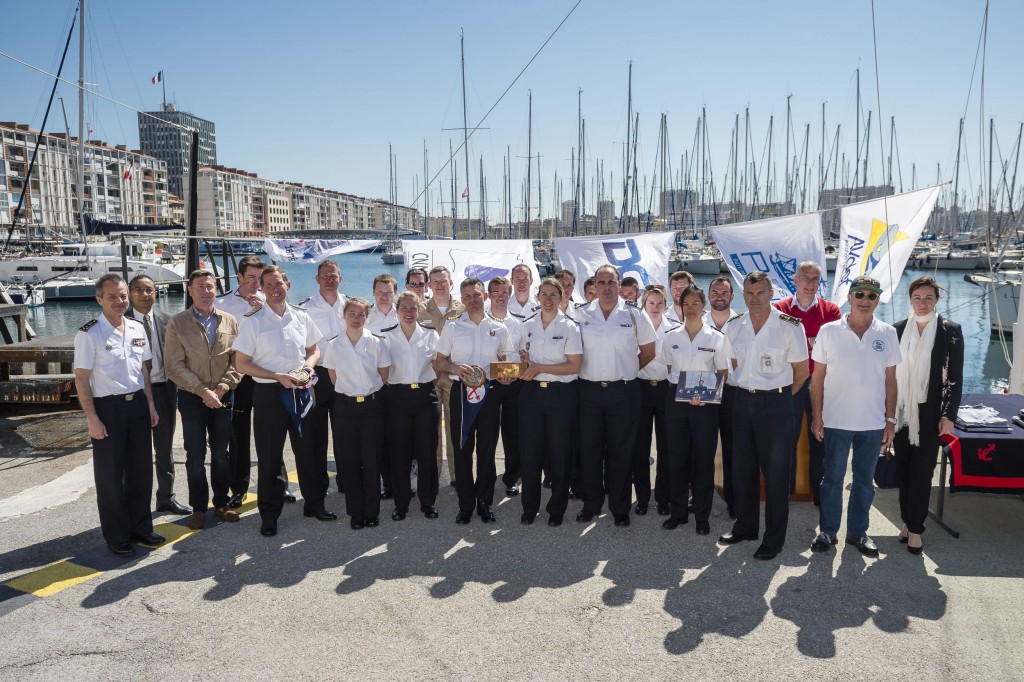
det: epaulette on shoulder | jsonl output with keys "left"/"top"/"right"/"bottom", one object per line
{"left": 778, "top": 312, "right": 801, "bottom": 326}
{"left": 418, "top": 322, "right": 433, "bottom": 330}
{"left": 574, "top": 301, "right": 587, "bottom": 309}
{"left": 288, "top": 302, "right": 305, "bottom": 310}
{"left": 298, "top": 296, "right": 313, "bottom": 306}
{"left": 523, "top": 312, "right": 539, "bottom": 323}
{"left": 381, "top": 324, "right": 399, "bottom": 333}
{"left": 243, "top": 307, "right": 260, "bottom": 317}
{"left": 79, "top": 318, "right": 98, "bottom": 332}
{"left": 509, "top": 311, "right": 526, "bottom": 320}
{"left": 444, "top": 309, "right": 462, "bottom": 320}
{"left": 372, "top": 332, "right": 385, "bottom": 340}
{"left": 729, "top": 312, "right": 745, "bottom": 321}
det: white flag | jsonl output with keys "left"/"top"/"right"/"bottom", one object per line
{"left": 710, "top": 213, "right": 826, "bottom": 301}
{"left": 401, "top": 239, "right": 539, "bottom": 291}
{"left": 262, "top": 238, "right": 381, "bottom": 264}
{"left": 831, "top": 186, "right": 940, "bottom": 304}
{"left": 553, "top": 232, "right": 675, "bottom": 300}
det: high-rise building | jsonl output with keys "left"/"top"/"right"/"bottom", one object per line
{"left": 137, "top": 104, "right": 217, "bottom": 199}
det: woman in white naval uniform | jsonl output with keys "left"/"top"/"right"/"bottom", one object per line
{"left": 324, "top": 297, "right": 392, "bottom": 529}
{"left": 661, "top": 285, "right": 728, "bottom": 535}
{"left": 517, "top": 278, "right": 583, "bottom": 526}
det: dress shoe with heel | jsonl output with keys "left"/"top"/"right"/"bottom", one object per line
{"left": 350, "top": 518, "right": 365, "bottom": 530}
{"left": 304, "top": 507, "right": 337, "bottom": 521}
{"left": 548, "top": 515, "right": 563, "bottom": 527}
{"left": 576, "top": 511, "right": 596, "bottom": 523}
{"left": 156, "top": 499, "right": 192, "bottom": 515}
{"left": 695, "top": 520, "right": 710, "bottom": 535}
{"left": 260, "top": 523, "right": 277, "bottom": 537}
{"left": 477, "top": 506, "right": 496, "bottom": 523}
{"left": 613, "top": 515, "right": 630, "bottom": 527}
{"left": 130, "top": 532, "right": 166, "bottom": 545}
{"left": 107, "top": 542, "right": 136, "bottom": 557}
{"left": 753, "top": 545, "right": 780, "bottom": 560}
{"left": 907, "top": 532, "right": 923, "bottom": 555}
{"left": 392, "top": 509, "right": 407, "bottom": 521}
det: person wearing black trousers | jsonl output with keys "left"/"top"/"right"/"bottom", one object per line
{"left": 485, "top": 276, "right": 525, "bottom": 497}
{"left": 517, "top": 278, "right": 583, "bottom": 526}
{"left": 325, "top": 297, "right": 392, "bottom": 529}
{"left": 893, "top": 276, "right": 964, "bottom": 555}
{"left": 381, "top": 292, "right": 440, "bottom": 521}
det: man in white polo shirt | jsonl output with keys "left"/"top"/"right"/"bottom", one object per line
{"left": 809, "top": 275, "right": 900, "bottom": 558}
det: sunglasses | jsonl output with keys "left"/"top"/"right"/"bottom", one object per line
{"left": 852, "top": 291, "right": 878, "bottom": 301}
{"left": 407, "top": 282, "right": 426, "bottom": 288}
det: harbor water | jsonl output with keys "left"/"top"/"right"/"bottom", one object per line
{"left": 21, "top": 252, "right": 1009, "bottom": 394}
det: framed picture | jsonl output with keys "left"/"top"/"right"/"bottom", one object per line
{"left": 675, "top": 370, "right": 725, "bottom": 404}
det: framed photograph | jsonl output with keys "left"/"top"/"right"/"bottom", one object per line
{"left": 675, "top": 370, "right": 725, "bottom": 404}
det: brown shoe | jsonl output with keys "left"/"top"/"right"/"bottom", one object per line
{"left": 215, "top": 507, "right": 240, "bottom": 523}
{"left": 187, "top": 511, "right": 205, "bottom": 530}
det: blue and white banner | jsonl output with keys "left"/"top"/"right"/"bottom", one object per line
{"left": 553, "top": 232, "right": 675, "bottom": 300}
{"left": 711, "top": 213, "right": 826, "bottom": 301}
{"left": 402, "top": 239, "right": 539, "bottom": 291}
{"left": 831, "top": 186, "right": 941, "bottom": 305}
{"left": 262, "top": 239, "right": 381, "bottom": 264}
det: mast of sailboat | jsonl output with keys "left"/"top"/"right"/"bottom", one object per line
{"left": 479, "top": 155, "right": 485, "bottom": 234}
{"left": 423, "top": 141, "right": 429, "bottom": 236}
{"left": 507, "top": 146, "right": 512, "bottom": 237}
{"left": 620, "top": 62, "right": 632, "bottom": 232}
{"left": 525, "top": 90, "right": 532, "bottom": 240}
{"left": 536, "top": 152, "right": 542, "bottom": 240}
{"left": 78, "top": 0, "right": 92, "bottom": 276}
{"left": 460, "top": 30, "right": 471, "bottom": 237}
{"left": 854, "top": 67, "right": 860, "bottom": 195}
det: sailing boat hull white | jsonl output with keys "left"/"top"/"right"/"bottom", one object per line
{"left": 0, "top": 256, "right": 184, "bottom": 291}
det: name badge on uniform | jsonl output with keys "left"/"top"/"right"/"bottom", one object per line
{"left": 760, "top": 352, "right": 774, "bottom": 374}
{"left": 698, "top": 346, "right": 715, "bottom": 353}
{"left": 620, "top": 323, "right": 633, "bottom": 328}
{"left": 551, "top": 336, "right": 563, "bottom": 340}
{"left": 132, "top": 337, "right": 147, "bottom": 347}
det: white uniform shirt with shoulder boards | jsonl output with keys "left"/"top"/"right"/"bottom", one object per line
{"left": 577, "top": 299, "right": 658, "bottom": 382}
{"left": 381, "top": 323, "right": 438, "bottom": 385}
{"left": 323, "top": 329, "right": 391, "bottom": 396}
{"left": 811, "top": 315, "right": 902, "bottom": 431}
{"left": 215, "top": 288, "right": 266, "bottom": 320}
{"left": 301, "top": 292, "right": 345, "bottom": 364}
{"left": 434, "top": 312, "right": 514, "bottom": 381}
{"left": 520, "top": 311, "right": 583, "bottom": 383}
{"left": 724, "top": 308, "right": 808, "bottom": 390}
{"left": 489, "top": 311, "right": 524, "bottom": 353}
{"left": 73, "top": 316, "right": 152, "bottom": 397}
{"left": 703, "top": 308, "right": 741, "bottom": 334}
{"left": 639, "top": 313, "right": 673, "bottom": 381}
{"left": 366, "top": 305, "right": 398, "bottom": 335}
{"left": 233, "top": 303, "right": 322, "bottom": 383}
{"left": 508, "top": 294, "right": 540, "bottom": 320}
{"left": 659, "top": 321, "right": 728, "bottom": 384}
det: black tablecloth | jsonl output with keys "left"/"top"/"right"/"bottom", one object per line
{"left": 942, "top": 393, "right": 1024, "bottom": 494}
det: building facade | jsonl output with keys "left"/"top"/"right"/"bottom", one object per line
{"left": 137, "top": 104, "right": 217, "bottom": 199}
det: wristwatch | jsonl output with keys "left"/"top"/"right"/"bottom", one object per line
{"left": 885, "top": 416, "right": 897, "bottom": 425}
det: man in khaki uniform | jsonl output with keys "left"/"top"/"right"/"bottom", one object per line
{"left": 418, "top": 266, "right": 465, "bottom": 484}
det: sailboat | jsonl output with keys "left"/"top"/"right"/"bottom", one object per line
{"left": 380, "top": 144, "right": 404, "bottom": 264}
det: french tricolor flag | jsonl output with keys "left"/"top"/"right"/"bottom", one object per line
{"left": 151, "top": 71, "right": 162, "bottom": 85}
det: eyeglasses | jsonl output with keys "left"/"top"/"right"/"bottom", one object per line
{"left": 407, "top": 282, "right": 426, "bottom": 288}
{"left": 852, "top": 291, "right": 878, "bottom": 301}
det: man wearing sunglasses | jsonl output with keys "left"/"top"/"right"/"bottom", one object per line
{"left": 808, "top": 275, "right": 901, "bottom": 558}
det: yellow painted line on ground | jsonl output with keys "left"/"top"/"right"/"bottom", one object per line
{"left": 5, "top": 561, "right": 101, "bottom": 597}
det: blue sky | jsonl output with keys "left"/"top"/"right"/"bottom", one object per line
{"left": 2, "top": 1, "right": 1020, "bottom": 218}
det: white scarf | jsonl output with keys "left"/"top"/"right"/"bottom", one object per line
{"left": 895, "top": 310, "right": 938, "bottom": 445}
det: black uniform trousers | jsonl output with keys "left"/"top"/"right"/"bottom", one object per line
{"left": 791, "top": 378, "right": 825, "bottom": 500}
{"left": 178, "top": 390, "right": 232, "bottom": 511}
{"left": 228, "top": 375, "right": 255, "bottom": 495}
{"left": 252, "top": 383, "right": 315, "bottom": 524}
{"left": 492, "top": 380, "right": 522, "bottom": 488}
{"left": 91, "top": 390, "right": 154, "bottom": 545}
{"left": 519, "top": 380, "right": 577, "bottom": 517}
{"left": 893, "top": 402, "right": 942, "bottom": 535}
{"left": 331, "top": 392, "right": 384, "bottom": 521}
{"left": 717, "top": 384, "right": 736, "bottom": 512}
{"left": 578, "top": 379, "right": 642, "bottom": 517}
{"left": 731, "top": 387, "right": 795, "bottom": 552}
{"left": 306, "top": 366, "right": 343, "bottom": 492}
{"left": 384, "top": 383, "right": 439, "bottom": 513}
{"left": 150, "top": 379, "right": 178, "bottom": 506}
{"left": 631, "top": 379, "right": 670, "bottom": 506}
{"left": 666, "top": 397, "right": 720, "bottom": 523}
{"left": 448, "top": 379, "right": 502, "bottom": 513}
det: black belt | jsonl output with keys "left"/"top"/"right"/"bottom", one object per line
{"left": 580, "top": 379, "right": 634, "bottom": 388}
{"left": 95, "top": 389, "right": 145, "bottom": 403}
{"left": 389, "top": 382, "right": 427, "bottom": 390}
{"left": 736, "top": 385, "right": 789, "bottom": 394}
{"left": 337, "top": 392, "right": 379, "bottom": 404}
{"left": 151, "top": 381, "right": 167, "bottom": 387}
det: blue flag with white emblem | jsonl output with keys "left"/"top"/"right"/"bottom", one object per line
{"left": 460, "top": 381, "right": 489, "bottom": 447}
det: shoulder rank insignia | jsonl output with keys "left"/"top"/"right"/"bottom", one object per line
{"left": 298, "top": 296, "right": 313, "bottom": 306}
{"left": 288, "top": 302, "right": 306, "bottom": 310}
{"left": 243, "top": 307, "right": 260, "bottom": 317}
{"left": 523, "top": 312, "right": 538, "bottom": 323}
{"left": 372, "top": 332, "right": 385, "bottom": 340}
{"left": 729, "top": 312, "right": 745, "bottom": 321}
{"left": 418, "top": 322, "right": 433, "bottom": 330}
{"left": 381, "top": 324, "right": 399, "bottom": 333}
{"left": 79, "top": 319, "right": 98, "bottom": 332}
{"left": 444, "top": 309, "right": 462, "bottom": 320}
{"left": 778, "top": 313, "right": 801, "bottom": 326}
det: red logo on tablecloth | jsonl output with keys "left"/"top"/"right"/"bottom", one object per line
{"left": 978, "top": 443, "right": 996, "bottom": 462}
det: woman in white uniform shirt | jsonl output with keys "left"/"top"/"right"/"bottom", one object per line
{"left": 631, "top": 285, "right": 673, "bottom": 517}
{"left": 324, "top": 297, "right": 392, "bottom": 529}
{"left": 517, "top": 278, "right": 583, "bottom": 526}
{"left": 660, "top": 285, "right": 728, "bottom": 535}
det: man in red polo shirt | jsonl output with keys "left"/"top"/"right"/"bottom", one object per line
{"left": 773, "top": 260, "right": 841, "bottom": 505}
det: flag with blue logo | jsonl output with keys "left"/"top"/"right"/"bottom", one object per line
{"left": 460, "top": 381, "right": 489, "bottom": 448}
{"left": 553, "top": 232, "right": 675, "bottom": 298}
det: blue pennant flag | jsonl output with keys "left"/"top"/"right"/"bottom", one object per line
{"left": 460, "top": 381, "right": 489, "bottom": 448}
{"left": 280, "top": 387, "right": 313, "bottom": 436}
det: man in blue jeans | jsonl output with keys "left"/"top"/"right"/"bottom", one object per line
{"left": 809, "top": 276, "right": 900, "bottom": 557}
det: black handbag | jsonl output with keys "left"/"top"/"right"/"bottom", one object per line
{"left": 874, "top": 450, "right": 900, "bottom": 489}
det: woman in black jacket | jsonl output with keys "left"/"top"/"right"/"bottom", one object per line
{"left": 892, "top": 276, "right": 964, "bottom": 554}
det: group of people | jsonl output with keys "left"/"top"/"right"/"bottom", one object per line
{"left": 73, "top": 254, "right": 962, "bottom": 560}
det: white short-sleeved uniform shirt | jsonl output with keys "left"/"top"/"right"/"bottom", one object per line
{"left": 323, "top": 328, "right": 391, "bottom": 396}
{"left": 74, "top": 315, "right": 152, "bottom": 397}
{"left": 812, "top": 315, "right": 902, "bottom": 431}
{"left": 508, "top": 294, "right": 540, "bottom": 320}
{"left": 233, "top": 304, "right": 322, "bottom": 383}
{"left": 434, "top": 312, "right": 514, "bottom": 381}
{"left": 639, "top": 313, "right": 674, "bottom": 381}
{"left": 578, "top": 299, "right": 658, "bottom": 382}
{"left": 381, "top": 323, "right": 438, "bottom": 385}
{"left": 520, "top": 311, "right": 583, "bottom": 383}
{"left": 366, "top": 305, "right": 399, "bottom": 335}
{"left": 659, "top": 322, "right": 728, "bottom": 384}
{"left": 301, "top": 292, "right": 345, "bottom": 365}
{"left": 490, "top": 312, "right": 524, "bottom": 353}
{"left": 215, "top": 289, "right": 265, "bottom": 320}
{"left": 703, "top": 308, "right": 741, "bottom": 334}
{"left": 724, "top": 308, "right": 808, "bottom": 390}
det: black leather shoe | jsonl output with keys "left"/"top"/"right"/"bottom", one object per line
{"left": 380, "top": 489, "right": 393, "bottom": 500}
{"left": 634, "top": 502, "right": 648, "bottom": 516}
{"left": 422, "top": 506, "right": 439, "bottom": 519}
{"left": 521, "top": 512, "right": 535, "bottom": 525}
{"left": 107, "top": 542, "right": 136, "bottom": 557}
{"left": 130, "top": 532, "right": 166, "bottom": 545}
{"left": 478, "top": 506, "right": 497, "bottom": 523}
{"left": 846, "top": 535, "right": 879, "bottom": 558}
{"left": 753, "top": 545, "right": 780, "bottom": 560}
{"left": 227, "top": 493, "right": 245, "bottom": 509}
{"left": 156, "top": 499, "right": 192, "bottom": 515}
{"left": 811, "top": 532, "right": 838, "bottom": 553}
{"left": 303, "top": 508, "right": 337, "bottom": 521}
{"left": 568, "top": 488, "right": 580, "bottom": 500}
{"left": 350, "top": 518, "right": 365, "bottom": 530}
{"left": 613, "top": 515, "right": 630, "bottom": 527}
{"left": 662, "top": 517, "right": 687, "bottom": 530}
{"left": 696, "top": 520, "right": 711, "bottom": 535}
{"left": 907, "top": 542, "right": 923, "bottom": 555}
{"left": 656, "top": 502, "right": 671, "bottom": 516}
{"left": 392, "top": 509, "right": 407, "bottom": 521}
{"left": 505, "top": 484, "right": 520, "bottom": 497}
{"left": 365, "top": 517, "right": 380, "bottom": 527}
{"left": 260, "top": 524, "right": 277, "bottom": 537}
{"left": 283, "top": 490, "right": 296, "bottom": 503}
{"left": 576, "top": 511, "right": 596, "bottom": 523}
{"left": 455, "top": 510, "right": 472, "bottom": 524}
{"left": 719, "top": 531, "right": 757, "bottom": 545}
{"left": 548, "top": 515, "right": 563, "bottom": 527}
{"left": 543, "top": 479, "right": 553, "bottom": 489}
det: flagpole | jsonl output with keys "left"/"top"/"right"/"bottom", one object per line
{"left": 161, "top": 70, "right": 166, "bottom": 108}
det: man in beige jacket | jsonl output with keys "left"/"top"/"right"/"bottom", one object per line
{"left": 164, "top": 270, "right": 243, "bottom": 530}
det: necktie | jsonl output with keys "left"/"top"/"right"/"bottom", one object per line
{"left": 143, "top": 313, "right": 153, "bottom": 345}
